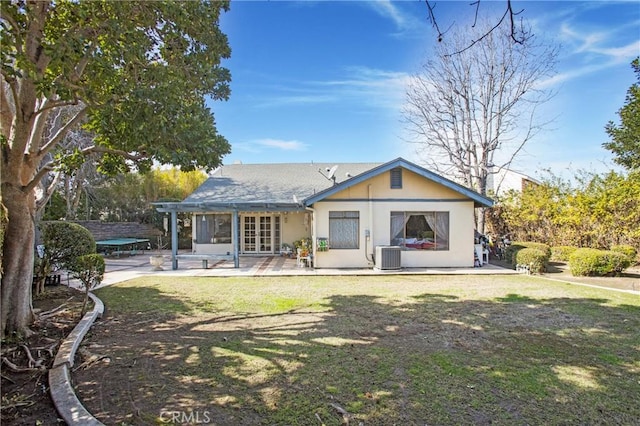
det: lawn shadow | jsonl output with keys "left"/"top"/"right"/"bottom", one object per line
{"left": 74, "top": 284, "right": 640, "bottom": 425}
{"left": 545, "top": 261, "right": 565, "bottom": 273}
{"left": 495, "top": 293, "right": 541, "bottom": 304}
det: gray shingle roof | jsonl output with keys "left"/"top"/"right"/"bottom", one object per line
{"left": 183, "top": 162, "right": 381, "bottom": 204}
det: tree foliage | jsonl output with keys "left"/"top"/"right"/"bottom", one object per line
{"left": 491, "top": 170, "right": 640, "bottom": 250}
{"left": 1, "top": 0, "right": 231, "bottom": 336}
{"left": 54, "top": 167, "right": 207, "bottom": 223}
{"left": 603, "top": 57, "right": 640, "bottom": 170}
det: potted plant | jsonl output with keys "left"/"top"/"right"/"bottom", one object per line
{"left": 281, "top": 243, "right": 293, "bottom": 257}
{"left": 150, "top": 241, "right": 165, "bottom": 270}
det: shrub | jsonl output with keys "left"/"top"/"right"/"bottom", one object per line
{"left": 505, "top": 241, "right": 551, "bottom": 265}
{"left": 515, "top": 248, "right": 548, "bottom": 274}
{"left": 569, "top": 248, "right": 633, "bottom": 277}
{"left": 551, "top": 246, "right": 578, "bottom": 262}
{"left": 34, "top": 221, "right": 96, "bottom": 295}
{"left": 504, "top": 243, "right": 525, "bottom": 264}
{"left": 69, "top": 254, "right": 105, "bottom": 316}
{"left": 610, "top": 245, "right": 638, "bottom": 263}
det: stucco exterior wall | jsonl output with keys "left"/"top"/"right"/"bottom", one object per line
{"left": 326, "top": 169, "right": 465, "bottom": 200}
{"left": 280, "top": 211, "right": 312, "bottom": 248}
{"left": 312, "top": 169, "right": 476, "bottom": 268}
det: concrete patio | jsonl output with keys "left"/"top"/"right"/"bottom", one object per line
{"left": 89, "top": 250, "right": 517, "bottom": 289}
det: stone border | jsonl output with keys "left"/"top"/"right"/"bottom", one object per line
{"left": 49, "top": 292, "right": 105, "bottom": 425}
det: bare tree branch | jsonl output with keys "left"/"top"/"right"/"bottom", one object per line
{"left": 24, "top": 142, "right": 146, "bottom": 196}
{"left": 36, "top": 106, "right": 87, "bottom": 158}
{"left": 403, "top": 20, "right": 558, "bottom": 231}
{"left": 425, "top": 0, "right": 527, "bottom": 56}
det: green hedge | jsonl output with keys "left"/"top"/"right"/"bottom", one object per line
{"left": 569, "top": 248, "right": 633, "bottom": 277}
{"left": 610, "top": 245, "right": 638, "bottom": 263}
{"left": 551, "top": 246, "right": 578, "bottom": 262}
{"left": 505, "top": 241, "right": 551, "bottom": 265}
{"left": 515, "top": 248, "right": 547, "bottom": 274}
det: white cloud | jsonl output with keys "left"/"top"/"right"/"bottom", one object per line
{"left": 362, "top": 0, "right": 425, "bottom": 37}
{"left": 367, "top": 0, "right": 407, "bottom": 29}
{"left": 255, "top": 94, "right": 336, "bottom": 108}
{"left": 538, "top": 16, "right": 640, "bottom": 89}
{"left": 586, "top": 40, "right": 640, "bottom": 62}
{"left": 232, "top": 142, "right": 261, "bottom": 153}
{"left": 560, "top": 20, "right": 640, "bottom": 63}
{"left": 314, "top": 66, "right": 410, "bottom": 109}
{"left": 539, "top": 42, "right": 640, "bottom": 89}
{"left": 252, "top": 67, "right": 410, "bottom": 111}
{"left": 255, "top": 138, "right": 307, "bottom": 151}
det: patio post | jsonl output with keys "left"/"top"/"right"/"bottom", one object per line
{"left": 171, "top": 210, "right": 178, "bottom": 270}
{"left": 232, "top": 210, "right": 239, "bottom": 268}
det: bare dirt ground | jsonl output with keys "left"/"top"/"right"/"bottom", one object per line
{"left": 1, "top": 285, "right": 85, "bottom": 425}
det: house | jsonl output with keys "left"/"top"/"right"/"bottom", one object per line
{"left": 154, "top": 157, "right": 494, "bottom": 270}
{"left": 487, "top": 167, "right": 540, "bottom": 197}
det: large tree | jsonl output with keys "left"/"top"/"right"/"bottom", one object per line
{"left": 604, "top": 57, "right": 640, "bottom": 170}
{"left": 403, "top": 22, "right": 557, "bottom": 232}
{"left": 0, "top": 0, "right": 231, "bottom": 336}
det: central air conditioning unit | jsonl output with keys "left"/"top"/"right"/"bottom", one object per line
{"left": 375, "top": 246, "right": 401, "bottom": 270}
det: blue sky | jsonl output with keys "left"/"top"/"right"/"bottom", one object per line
{"left": 211, "top": 1, "right": 640, "bottom": 178}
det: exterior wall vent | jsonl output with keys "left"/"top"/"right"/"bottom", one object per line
{"left": 375, "top": 246, "right": 401, "bottom": 270}
{"left": 390, "top": 167, "right": 402, "bottom": 189}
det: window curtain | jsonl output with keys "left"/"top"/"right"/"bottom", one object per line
{"left": 390, "top": 212, "right": 409, "bottom": 245}
{"left": 329, "top": 211, "right": 359, "bottom": 249}
{"left": 423, "top": 212, "right": 449, "bottom": 249}
{"left": 436, "top": 213, "right": 449, "bottom": 248}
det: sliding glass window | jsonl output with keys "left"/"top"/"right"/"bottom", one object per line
{"left": 390, "top": 211, "right": 449, "bottom": 250}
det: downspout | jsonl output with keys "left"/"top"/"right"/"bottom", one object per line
{"left": 171, "top": 210, "right": 178, "bottom": 270}
{"left": 366, "top": 184, "right": 374, "bottom": 265}
{"left": 305, "top": 206, "right": 315, "bottom": 267}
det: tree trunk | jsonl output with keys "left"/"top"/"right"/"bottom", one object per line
{"left": 1, "top": 183, "right": 36, "bottom": 337}
{"left": 476, "top": 207, "right": 487, "bottom": 235}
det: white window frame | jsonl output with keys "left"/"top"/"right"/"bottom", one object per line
{"left": 329, "top": 211, "right": 360, "bottom": 249}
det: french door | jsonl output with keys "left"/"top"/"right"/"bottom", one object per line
{"left": 242, "top": 215, "right": 279, "bottom": 254}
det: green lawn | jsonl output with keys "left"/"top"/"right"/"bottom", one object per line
{"left": 78, "top": 275, "right": 640, "bottom": 425}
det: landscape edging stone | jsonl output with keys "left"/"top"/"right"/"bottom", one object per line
{"left": 48, "top": 292, "right": 105, "bottom": 425}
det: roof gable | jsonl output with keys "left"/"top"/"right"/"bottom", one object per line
{"left": 304, "top": 158, "right": 494, "bottom": 208}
